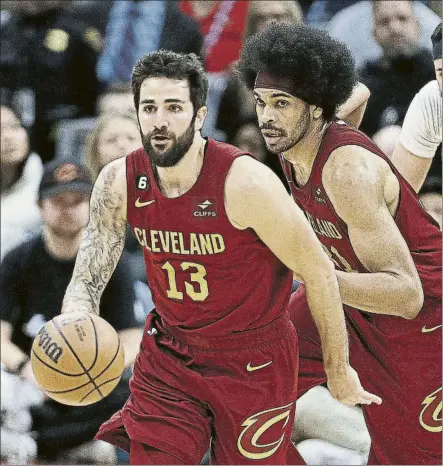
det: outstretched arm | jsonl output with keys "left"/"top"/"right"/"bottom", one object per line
{"left": 336, "top": 82, "right": 370, "bottom": 129}
{"left": 62, "top": 158, "right": 127, "bottom": 315}
{"left": 226, "top": 156, "right": 381, "bottom": 406}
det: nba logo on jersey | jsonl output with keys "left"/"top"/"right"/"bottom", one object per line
{"left": 193, "top": 198, "right": 217, "bottom": 218}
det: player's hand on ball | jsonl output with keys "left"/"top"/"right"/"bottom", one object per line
{"left": 327, "top": 365, "right": 382, "bottom": 406}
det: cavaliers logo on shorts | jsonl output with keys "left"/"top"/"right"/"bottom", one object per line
{"left": 420, "top": 387, "right": 442, "bottom": 433}
{"left": 237, "top": 402, "right": 294, "bottom": 460}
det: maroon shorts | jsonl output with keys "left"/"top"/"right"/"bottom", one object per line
{"left": 96, "top": 311, "right": 299, "bottom": 464}
{"left": 289, "top": 286, "right": 442, "bottom": 465}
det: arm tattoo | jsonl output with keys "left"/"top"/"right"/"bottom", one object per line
{"left": 62, "top": 167, "right": 126, "bottom": 314}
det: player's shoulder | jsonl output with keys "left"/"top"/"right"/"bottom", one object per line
{"left": 95, "top": 156, "right": 127, "bottom": 194}
{"left": 226, "top": 155, "right": 278, "bottom": 195}
{"left": 326, "top": 145, "right": 387, "bottom": 186}
{"left": 324, "top": 145, "right": 389, "bottom": 207}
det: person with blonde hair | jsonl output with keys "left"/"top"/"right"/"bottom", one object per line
{"left": 84, "top": 112, "right": 140, "bottom": 181}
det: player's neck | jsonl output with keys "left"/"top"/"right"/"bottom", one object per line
{"left": 282, "top": 120, "right": 328, "bottom": 186}
{"left": 156, "top": 133, "right": 206, "bottom": 198}
{"left": 43, "top": 227, "right": 84, "bottom": 260}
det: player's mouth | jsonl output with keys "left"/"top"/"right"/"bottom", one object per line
{"left": 151, "top": 135, "right": 171, "bottom": 148}
{"left": 151, "top": 135, "right": 170, "bottom": 142}
{"left": 261, "top": 130, "right": 284, "bottom": 143}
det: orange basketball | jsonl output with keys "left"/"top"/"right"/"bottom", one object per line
{"left": 31, "top": 312, "right": 125, "bottom": 406}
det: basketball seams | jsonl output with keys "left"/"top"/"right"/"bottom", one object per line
{"left": 85, "top": 313, "right": 99, "bottom": 371}
{"left": 51, "top": 319, "right": 105, "bottom": 399}
{"left": 42, "top": 380, "right": 93, "bottom": 394}
{"left": 92, "top": 335, "right": 123, "bottom": 380}
{"left": 31, "top": 349, "right": 87, "bottom": 377}
{"left": 79, "top": 375, "right": 122, "bottom": 403}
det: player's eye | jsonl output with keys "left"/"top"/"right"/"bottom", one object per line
{"left": 143, "top": 105, "right": 156, "bottom": 113}
{"left": 169, "top": 104, "right": 183, "bottom": 113}
{"left": 276, "top": 100, "right": 289, "bottom": 108}
{"left": 255, "top": 98, "right": 265, "bottom": 107}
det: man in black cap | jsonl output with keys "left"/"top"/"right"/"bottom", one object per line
{"left": 0, "top": 160, "right": 142, "bottom": 463}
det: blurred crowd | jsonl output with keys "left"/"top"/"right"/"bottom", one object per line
{"left": 0, "top": 1, "right": 441, "bottom": 464}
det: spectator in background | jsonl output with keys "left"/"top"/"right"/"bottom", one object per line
{"left": 1, "top": 103, "right": 43, "bottom": 260}
{"left": 419, "top": 176, "right": 442, "bottom": 228}
{"left": 306, "top": 0, "right": 357, "bottom": 27}
{"left": 359, "top": 0, "right": 436, "bottom": 137}
{"left": 0, "top": 0, "right": 100, "bottom": 162}
{"left": 0, "top": 160, "right": 143, "bottom": 464}
{"left": 180, "top": 0, "right": 250, "bottom": 138}
{"left": 391, "top": 22, "right": 442, "bottom": 192}
{"left": 97, "top": 0, "right": 203, "bottom": 86}
{"left": 327, "top": 1, "right": 440, "bottom": 69}
{"left": 84, "top": 113, "right": 141, "bottom": 180}
{"left": 83, "top": 113, "right": 147, "bottom": 284}
{"left": 97, "top": 82, "right": 135, "bottom": 117}
{"left": 216, "top": 0, "right": 303, "bottom": 142}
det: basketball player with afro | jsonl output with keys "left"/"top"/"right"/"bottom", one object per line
{"left": 59, "top": 50, "right": 380, "bottom": 465}
{"left": 238, "top": 22, "right": 442, "bottom": 465}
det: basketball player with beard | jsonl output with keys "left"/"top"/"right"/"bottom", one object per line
{"left": 59, "top": 51, "right": 379, "bottom": 465}
{"left": 238, "top": 23, "right": 442, "bottom": 465}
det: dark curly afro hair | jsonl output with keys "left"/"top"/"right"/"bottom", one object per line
{"left": 237, "top": 23, "right": 357, "bottom": 121}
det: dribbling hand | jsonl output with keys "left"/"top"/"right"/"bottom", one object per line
{"left": 327, "top": 365, "right": 382, "bottom": 406}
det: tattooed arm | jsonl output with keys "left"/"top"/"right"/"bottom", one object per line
{"left": 62, "top": 158, "right": 127, "bottom": 315}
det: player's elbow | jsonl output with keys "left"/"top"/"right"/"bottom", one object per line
{"left": 398, "top": 280, "right": 424, "bottom": 319}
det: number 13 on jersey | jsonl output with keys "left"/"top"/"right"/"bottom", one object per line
{"left": 162, "top": 261, "right": 209, "bottom": 302}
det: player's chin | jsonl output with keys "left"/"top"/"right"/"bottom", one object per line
{"left": 265, "top": 140, "right": 289, "bottom": 154}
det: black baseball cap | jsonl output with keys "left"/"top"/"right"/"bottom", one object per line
{"left": 39, "top": 160, "right": 93, "bottom": 201}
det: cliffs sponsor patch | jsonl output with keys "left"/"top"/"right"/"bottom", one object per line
{"left": 193, "top": 198, "right": 217, "bottom": 218}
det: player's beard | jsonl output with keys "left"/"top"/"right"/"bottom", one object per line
{"left": 261, "top": 106, "right": 311, "bottom": 154}
{"left": 141, "top": 119, "right": 196, "bottom": 168}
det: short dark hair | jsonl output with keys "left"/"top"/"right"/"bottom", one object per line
{"left": 132, "top": 50, "right": 208, "bottom": 114}
{"left": 237, "top": 23, "right": 357, "bottom": 121}
{"left": 431, "top": 22, "right": 442, "bottom": 47}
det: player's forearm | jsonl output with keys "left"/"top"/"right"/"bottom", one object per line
{"left": 336, "top": 82, "right": 370, "bottom": 128}
{"left": 336, "top": 270, "right": 423, "bottom": 319}
{"left": 304, "top": 272, "right": 349, "bottom": 373}
{"left": 391, "top": 144, "right": 432, "bottom": 193}
{"left": 62, "top": 165, "right": 127, "bottom": 315}
{"left": 62, "top": 233, "right": 125, "bottom": 315}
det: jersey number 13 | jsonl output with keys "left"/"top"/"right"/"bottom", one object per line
{"left": 162, "top": 261, "right": 209, "bottom": 302}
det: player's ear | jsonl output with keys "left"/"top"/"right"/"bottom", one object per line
{"left": 194, "top": 106, "right": 207, "bottom": 131}
{"left": 312, "top": 106, "right": 323, "bottom": 120}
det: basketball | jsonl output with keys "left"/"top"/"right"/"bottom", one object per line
{"left": 31, "top": 312, "right": 125, "bottom": 406}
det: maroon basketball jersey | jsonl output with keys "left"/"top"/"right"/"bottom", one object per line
{"left": 126, "top": 138, "right": 292, "bottom": 336}
{"left": 281, "top": 120, "right": 442, "bottom": 331}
